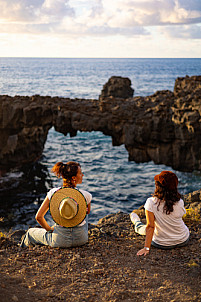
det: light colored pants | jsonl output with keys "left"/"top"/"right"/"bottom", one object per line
{"left": 134, "top": 221, "right": 190, "bottom": 250}
{"left": 134, "top": 221, "right": 146, "bottom": 235}
{"left": 20, "top": 216, "right": 88, "bottom": 248}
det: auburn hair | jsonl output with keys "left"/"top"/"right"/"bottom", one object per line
{"left": 51, "top": 161, "right": 80, "bottom": 188}
{"left": 153, "top": 181, "right": 181, "bottom": 214}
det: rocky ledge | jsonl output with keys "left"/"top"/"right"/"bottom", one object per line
{"left": 0, "top": 189, "right": 200, "bottom": 302}
{"left": 0, "top": 75, "right": 201, "bottom": 172}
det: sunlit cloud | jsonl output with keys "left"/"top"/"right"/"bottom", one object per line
{"left": 110, "top": 0, "right": 201, "bottom": 26}
{"left": 0, "top": 0, "right": 201, "bottom": 34}
{"left": 0, "top": 0, "right": 200, "bottom": 57}
{"left": 0, "top": 0, "right": 74, "bottom": 23}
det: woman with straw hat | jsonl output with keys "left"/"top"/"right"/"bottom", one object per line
{"left": 21, "top": 161, "right": 92, "bottom": 248}
{"left": 130, "top": 171, "right": 190, "bottom": 256}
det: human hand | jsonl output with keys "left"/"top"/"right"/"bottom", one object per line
{"left": 47, "top": 226, "right": 54, "bottom": 232}
{"left": 137, "top": 248, "right": 150, "bottom": 256}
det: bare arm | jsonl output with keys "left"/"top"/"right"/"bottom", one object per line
{"left": 137, "top": 210, "right": 155, "bottom": 256}
{"left": 87, "top": 202, "right": 91, "bottom": 215}
{"left": 35, "top": 196, "right": 53, "bottom": 231}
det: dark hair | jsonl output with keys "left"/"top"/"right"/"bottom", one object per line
{"left": 153, "top": 181, "right": 181, "bottom": 214}
{"left": 51, "top": 161, "right": 80, "bottom": 188}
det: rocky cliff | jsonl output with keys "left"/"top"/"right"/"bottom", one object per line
{"left": 0, "top": 189, "right": 200, "bottom": 302}
{"left": 0, "top": 75, "right": 201, "bottom": 172}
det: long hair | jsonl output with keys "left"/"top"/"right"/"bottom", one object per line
{"left": 51, "top": 161, "right": 80, "bottom": 188}
{"left": 153, "top": 181, "right": 181, "bottom": 214}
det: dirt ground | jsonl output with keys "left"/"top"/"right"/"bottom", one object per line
{"left": 0, "top": 212, "right": 200, "bottom": 302}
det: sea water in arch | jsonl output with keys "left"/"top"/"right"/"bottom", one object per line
{"left": 41, "top": 127, "right": 200, "bottom": 226}
{"left": 0, "top": 128, "right": 199, "bottom": 231}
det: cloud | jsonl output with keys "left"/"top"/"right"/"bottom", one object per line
{"left": 110, "top": 0, "right": 201, "bottom": 26}
{"left": 0, "top": 0, "right": 74, "bottom": 22}
{"left": 41, "top": 0, "right": 75, "bottom": 20}
{"left": 0, "top": 0, "right": 201, "bottom": 38}
{"left": 163, "top": 24, "right": 201, "bottom": 39}
{"left": 177, "top": 0, "right": 201, "bottom": 12}
{"left": 0, "top": 0, "right": 42, "bottom": 22}
{"left": 86, "top": 25, "right": 149, "bottom": 36}
{"left": 89, "top": 0, "right": 104, "bottom": 17}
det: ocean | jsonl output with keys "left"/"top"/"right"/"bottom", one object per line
{"left": 0, "top": 58, "right": 201, "bottom": 230}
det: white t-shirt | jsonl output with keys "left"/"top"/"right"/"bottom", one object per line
{"left": 144, "top": 197, "right": 189, "bottom": 246}
{"left": 47, "top": 187, "right": 92, "bottom": 227}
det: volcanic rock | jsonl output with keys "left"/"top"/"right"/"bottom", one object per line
{"left": 0, "top": 75, "right": 201, "bottom": 172}
{"left": 99, "top": 76, "right": 134, "bottom": 99}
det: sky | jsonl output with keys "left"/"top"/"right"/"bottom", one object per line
{"left": 0, "top": 0, "right": 201, "bottom": 58}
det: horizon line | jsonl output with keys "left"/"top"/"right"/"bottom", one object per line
{"left": 0, "top": 56, "right": 201, "bottom": 59}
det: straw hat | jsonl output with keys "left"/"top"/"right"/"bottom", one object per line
{"left": 50, "top": 188, "right": 87, "bottom": 227}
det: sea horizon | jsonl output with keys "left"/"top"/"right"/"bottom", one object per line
{"left": 1, "top": 56, "right": 201, "bottom": 59}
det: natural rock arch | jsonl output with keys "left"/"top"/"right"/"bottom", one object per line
{"left": 0, "top": 75, "right": 201, "bottom": 173}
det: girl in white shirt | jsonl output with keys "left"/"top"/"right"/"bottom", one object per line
{"left": 130, "top": 171, "right": 189, "bottom": 256}
{"left": 21, "top": 161, "right": 92, "bottom": 248}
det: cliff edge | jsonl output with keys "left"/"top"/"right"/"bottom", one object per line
{"left": 0, "top": 189, "right": 200, "bottom": 302}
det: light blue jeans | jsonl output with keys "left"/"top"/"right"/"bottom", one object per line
{"left": 134, "top": 221, "right": 190, "bottom": 250}
{"left": 20, "top": 216, "right": 88, "bottom": 248}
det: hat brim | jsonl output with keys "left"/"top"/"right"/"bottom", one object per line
{"left": 50, "top": 188, "right": 87, "bottom": 227}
